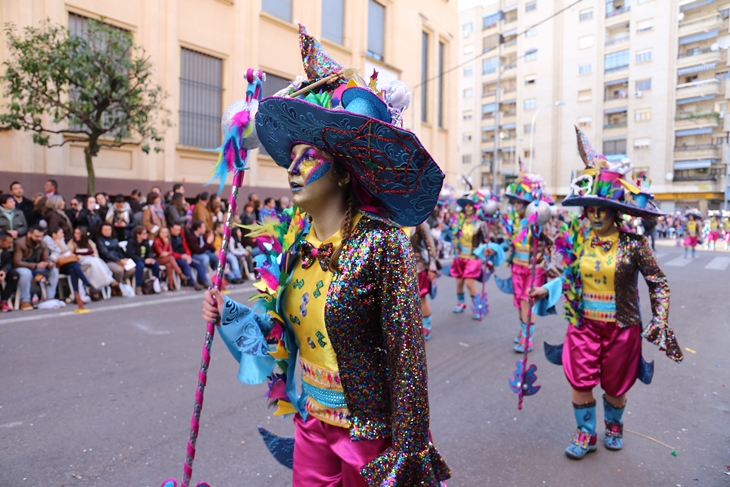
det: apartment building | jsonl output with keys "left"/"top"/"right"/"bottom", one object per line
{"left": 0, "top": 0, "right": 459, "bottom": 196}
{"left": 459, "top": 0, "right": 730, "bottom": 212}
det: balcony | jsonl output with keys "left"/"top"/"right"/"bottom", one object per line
{"left": 605, "top": 34, "right": 630, "bottom": 47}
{"left": 604, "top": 123, "right": 628, "bottom": 129}
{"left": 677, "top": 47, "right": 726, "bottom": 71}
{"left": 672, "top": 173, "right": 718, "bottom": 182}
{"left": 678, "top": 14, "right": 724, "bottom": 37}
{"left": 606, "top": 6, "right": 630, "bottom": 20}
{"left": 673, "top": 145, "right": 722, "bottom": 162}
{"left": 676, "top": 78, "right": 721, "bottom": 97}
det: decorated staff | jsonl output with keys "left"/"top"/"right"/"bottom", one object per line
{"left": 471, "top": 193, "right": 504, "bottom": 322}
{"left": 529, "top": 127, "right": 683, "bottom": 460}
{"left": 161, "top": 68, "right": 265, "bottom": 487}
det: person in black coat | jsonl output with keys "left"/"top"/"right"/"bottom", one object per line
{"left": 0, "top": 230, "right": 19, "bottom": 312}
{"left": 125, "top": 225, "right": 159, "bottom": 294}
{"left": 96, "top": 222, "right": 134, "bottom": 286}
{"left": 79, "top": 196, "right": 103, "bottom": 237}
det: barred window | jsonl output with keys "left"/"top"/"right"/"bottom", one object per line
{"left": 636, "top": 49, "right": 653, "bottom": 63}
{"left": 526, "top": 1, "right": 537, "bottom": 12}
{"left": 368, "top": 0, "right": 385, "bottom": 60}
{"left": 259, "top": 73, "right": 292, "bottom": 156}
{"left": 635, "top": 78, "right": 652, "bottom": 91}
{"left": 179, "top": 48, "right": 224, "bottom": 148}
{"left": 579, "top": 63, "right": 592, "bottom": 75}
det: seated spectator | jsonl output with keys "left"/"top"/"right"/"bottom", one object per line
{"left": 229, "top": 227, "right": 254, "bottom": 280}
{"left": 153, "top": 227, "right": 188, "bottom": 290}
{"left": 65, "top": 196, "right": 83, "bottom": 228}
{"left": 186, "top": 220, "right": 218, "bottom": 277}
{"left": 192, "top": 192, "right": 214, "bottom": 235}
{"left": 78, "top": 196, "right": 103, "bottom": 237}
{"left": 0, "top": 230, "right": 19, "bottom": 312}
{"left": 9, "top": 181, "right": 33, "bottom": 225}
{"left": 212, "top": 221, "right": 243, "bottom": 284}
{"left": 96, "top": 222, "right": 135, "bottom": 290}
{"left": 125, "top": 225, "right": 160, "bottom": 295}
{"left": 240, "top": 202, "right": 256, "bottom": 226}
{"left": 95, "top": 192, "right": 110, "bottom": 221}
{"left": 142, "top": 192, "right": 167, "bottom": 240}
{"left": 106, "top": 195, "right": 133, "bottom": 241}
{"left": 43, "top": 226, "right": 95, "bottom": 305}
{"left": 129, "top": 189, "right": 143, "bottom": 214}
{"left": 209, "top": 195, "right": 225, "bottom": 225}
{"left": 169, "top": 223, "right": 206, "bottom": 289}
{"left": 172, "top": 183, "right": 185, "bottom": 197}
{"left": 166, "top": 193, "right": 189, "bottom": 228}
{"left": 44, "top": 195, "right": 73, "bottom": 241}
{"left": 68, "top": 226, "right": 117, "bottom": 292}
{"left": 29, "top": 194, "right": 46, "bottom": 227}
{"left": 0, "top": 193, "right": 29, "bottom": 239}
{"left": 13, "top": 225, "right": 59, "bottom": 310}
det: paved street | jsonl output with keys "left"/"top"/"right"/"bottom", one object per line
{"left": 1, "top": 241, "right": 729, "bottom": 487}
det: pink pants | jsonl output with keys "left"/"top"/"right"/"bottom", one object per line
{"left": 511, "top": 263, "right": 546, "bottom": 310}
{"left": 418, "top": 270, "right": 432, "bottom": 297}
{"left": 293, "top": 414, "right": 391, "bottom": 487}
{"left": 562, "top": 318, "right": 641, "bottom": 397}
{"left": 684, "top": 236, "right": 698, "bottom": 247}
{"left": 450, "top": 257, "right": 482, "bottom": 279}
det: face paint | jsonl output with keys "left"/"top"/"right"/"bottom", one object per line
{"left": 290, "top": 148, "right": 333, "bottom": 188}
{"left": 586, "top": 206, "right": 615, "bottom": 229}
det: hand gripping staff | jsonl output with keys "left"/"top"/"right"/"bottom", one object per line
{"left": 508, "top": 198, "right": 551, "bottom": 410}
{"left": 161, "top": 69, "right": 266, "bottom": 487}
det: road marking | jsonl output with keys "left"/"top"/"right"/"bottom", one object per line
{"left": 664, "top": 256, "right": 694, "bottom": 267}
{"left": 0, "top": 421, "right": 22, "bottom": 428}
{"left": 705, "top": 257, "right": 730, "bottom": 271}
{"left": 0, "top": 287, "right": 255, "bottom": 326}
{"left": 132, "top": 322, "right": 171, "bottom": 335}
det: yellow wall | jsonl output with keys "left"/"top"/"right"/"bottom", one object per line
{"left": 0, "top": 0, "right": 459, "bottom": 192}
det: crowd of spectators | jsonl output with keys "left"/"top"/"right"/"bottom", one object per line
{"left": 0, "top": 179, "right": 291, "bottom": 313}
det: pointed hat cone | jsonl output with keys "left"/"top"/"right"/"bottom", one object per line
{"left": 299, "top": 24, "right": 344, "bottom": 82}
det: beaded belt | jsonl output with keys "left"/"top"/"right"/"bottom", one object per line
{"left": 302, "top": 380, "right": 347, "bottom": 409}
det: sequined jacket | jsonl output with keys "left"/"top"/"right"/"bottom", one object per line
{"left": 536, "top": 227, "right": 683, "bottom": 363}
{"left": 219, "top": 213, "right": 450, "bottom": 486}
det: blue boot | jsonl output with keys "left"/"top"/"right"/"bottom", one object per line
{"left": 603, "top": 395, "right": 625, "bottom": 451}
{"left": 471, "top": 295, "right": 483, "bottom": 320}
{"left": 513, "top": 322, "right": 534, "bottom": 353}
{"left": 565, "top": 400, "right": 598, "bottom": 460}
{"left": 453, "top": 293, "right": 466, "bottom": 313}
{"left": 514, "top": 321, "right": 523, "bottom": 343}
{"left": 422, "top": 315, "right": 433, "bottom": 341}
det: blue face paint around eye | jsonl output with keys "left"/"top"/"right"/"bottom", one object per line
{"left": 291, "top": 148, "right": 333, "bottom": 187}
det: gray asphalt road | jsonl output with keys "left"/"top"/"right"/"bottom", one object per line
{"left": 1, "top": 241, "right": 728, "bottom": 487}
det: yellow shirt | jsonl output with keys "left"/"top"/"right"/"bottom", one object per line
{"left": 283, "top": 215, "right": 363, "bottom": 428}
{"left": 580, "top": 231, "right": 618, "bottom": 322}
{"left": 686, "top": 220, "right": 698, "bottom": 236}
{"left": 458, "top": 221, "right": 475, "bottom": 259}
{"left": 513, "top": 221, "right": 534, "bottom": 267}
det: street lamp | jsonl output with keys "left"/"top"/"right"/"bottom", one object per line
{"left": 529, "top": 101, "right": 565, "bottom": 173}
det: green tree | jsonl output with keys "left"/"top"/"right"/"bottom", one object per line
{"left": 0, "top": 19, "right": 171, "bottom": 194}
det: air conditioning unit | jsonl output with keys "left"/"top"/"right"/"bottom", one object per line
{"left": 635, "top": 91, "right": 643, "bottom": 98}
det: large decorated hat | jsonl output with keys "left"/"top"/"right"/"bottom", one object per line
{"left": 254, "top": 25, "right": 444, "bottom": 227}
{"left": 504, "top": 160, "right": 554, "bottom": 204}
{"left": 457, "top": 191, "right": 483, "bottom": 209}
{"left": 562, "top": 127, "right": 662, "bottom": 217}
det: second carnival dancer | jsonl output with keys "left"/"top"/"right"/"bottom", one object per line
{"left": 503, "top": 169, "right": 554, "bottom": 353}
{"left": 529, "top": 128, "right": 683, "bottom": 460}
{"left": 450, "top": 192, "right": 489, "bottom": 319}
{"left": 200, "top": 26, "right": 450, "bottom": 486}
{"left": 682, "top": 210, "right": 701, "bottom": 258}
{"left": 410, "top": 221, "right": 440, "bottom": 340}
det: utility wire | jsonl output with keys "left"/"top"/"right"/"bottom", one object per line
{"left": 413, "top": 0, "right": 584, "bottom": 90}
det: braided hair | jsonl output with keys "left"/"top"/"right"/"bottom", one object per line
{"left": 329, "top": 189, "right": 358, "bottom": 272}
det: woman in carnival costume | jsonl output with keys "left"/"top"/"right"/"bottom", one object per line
{"left": 450, "top": 192, "right": 491, "bottom": 320}
{"left": 705, "top": 210, "right": 721, "bottom": 251}
{"left": 201, "top": 26, "right": 450, "bottom": 486}
{"left": 682, "top": 209, "right": 701, "bottom": 258}
{"left": 502, "top": 168, "right": 554, "bottom": 353}
{"left": 410, "top": 221, "right": 440, "bottom": 340}
{"left": 723, "top": 210, "right": 730, "bottom": 250}
{"left": 529, "top": 128, "right": 683, "bottom": 460}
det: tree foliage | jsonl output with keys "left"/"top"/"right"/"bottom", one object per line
{"left": 0, "top": 18, "right": 171, "bottom": 194}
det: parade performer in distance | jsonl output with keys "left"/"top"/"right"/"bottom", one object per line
{"left": 682, "top": 210, "right": 701, "bottom": 258}
{"left": 723, "top": 210, "right": 730, "bottom": 250}
{"left": 201, "top": 25, "right": 449, "bottom": 486}
{"left": 706, "top": 211, "right": 721, "bottom": 251}
{"left": 503, "top": 167, "right": 554, "bottom": 353}
{"left": 410, "top": 221, "right": 440, "bottom": 340}
{"left": 450, "top": 192, "right": 490, "bottom": 320}
{"left": 529, "top": 128, "right": 683, "bottom": 460}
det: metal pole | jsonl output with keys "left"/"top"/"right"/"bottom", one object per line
{"left": 492, "top": 65, "right": 501, "bottom": 194}
{"left": 725, "top": 140, "right": 730, "bottom": 211}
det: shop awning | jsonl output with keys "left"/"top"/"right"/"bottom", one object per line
{"left": 674, "top": 159, "right": 716, "bottom": 169}
{"left": 678, "top": 62, "right": 717, "bottom": 75}
{"left": 501, "top": 146, "right": 516, "bottom": 152}
{"left": 482, "top": 125, "right": 495, "bottom": 131}
{"left": 676, "top": 127, "right": 714, "bottom": 136}
{"left": 501, "top": 123, "right": 516, "bottom": 129}
{"left": 502, "top": 99, "right": 517, "bottom": 104}
{"left": 503, "top": 28, "right": 518, "bottom": 36}
{"left": 679, "top": 29, "right": 718, "bottom": 45}
{"left": 604, "top": 78, "right": 629, "bottom": 86}
{"left": 681, "top": 0, "right": 717, "bottom": 12}
{"left": 604, "top": 107, "right": 628, "bottom": 115}
{"left": 603, "top": 135, "right": 627, "bottom": 142}
{"left": 677, "top": 94, "right": 716, "bottom": 104}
